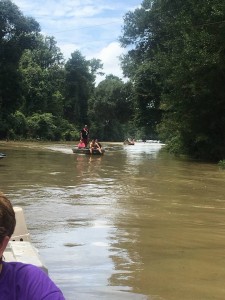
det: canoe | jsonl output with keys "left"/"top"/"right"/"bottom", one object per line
{"left": 72, "top": 147, "right": 105, "bottom": 155}
{"left": 4, "top": 207, "right": 48, "bottom": 274}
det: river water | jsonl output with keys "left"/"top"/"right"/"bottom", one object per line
{"left": 1, "top": 141, "right": 225, "bottom": 300}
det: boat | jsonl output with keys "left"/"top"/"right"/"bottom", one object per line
{"left": 72, "top": 147, "right": 105, "bottom": 155}
{"left": 123, "top": 139, "right": 135, "bottom": 145}
{"left": 0, "top": 153, "right": 6, "bottom": 159}
{"left": 4, "top": 206, "right": 48, "bottom": 274}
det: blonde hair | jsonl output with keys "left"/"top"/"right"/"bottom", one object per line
{"left": 0, "top": 193, "right": 16, "bottom": 243}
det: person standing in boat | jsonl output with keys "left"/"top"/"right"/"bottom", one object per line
{"left": 80, "top": 125, "right": 89, "bottom": 147}
{"left": 0, "top": 193, "right": 65, "bottom": 300}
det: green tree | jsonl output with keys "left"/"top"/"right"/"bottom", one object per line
{"left": 119, "top": 0, "right": 162, "bottom": 139}
{"left": 0, "top": 0, "right": 40, "bottom": 138}
{"left": 64, "top": 51, "right": 102, "bottom": 126}
{"left": 31, "top": 35, "right": 64, "bottom": 69}
{"left": 26, "top": 112, "right": 79, "bottom": 141}
{"left": 88, "top": 75, "right": 132, "bottom": 140}
{"left": 7, "top": 110, "right": 27, "bottom": 139}
{"left": 89, "top": 58, "right": 104, "bottom": 80}
{"left": 19, "top": 35, "right": 65, "bottom": 117}
{"left": 120, "top": 0, "right": 225, "bottom": 160}
{"left": 27, "top": 113, "right": 54, "bottom": 140}
{"left": 154, "top": 0, "right": 225, "bottom": 160}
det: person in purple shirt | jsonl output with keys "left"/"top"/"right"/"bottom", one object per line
{"left": 0, "top": 193, "right": 65, "bottom": 300}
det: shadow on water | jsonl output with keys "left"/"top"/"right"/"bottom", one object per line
{"left": 1, "top": 141, "right": 225, "bottom": 300}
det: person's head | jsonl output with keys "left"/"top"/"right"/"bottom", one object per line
{"left": 0, "top": 193, "right": 16, "bottom": 258}
{"left": 85, "top": 125, "right": 88, "bottom": 128}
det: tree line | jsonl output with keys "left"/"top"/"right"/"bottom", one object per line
{"left": 1, "top": 0, "right": 225, "bottom": 161}
{"left": 0, "top": 0, "right": 134, "bottom": 142}
{"left": 120, "top": 0, "right": 225, "bottom": 161}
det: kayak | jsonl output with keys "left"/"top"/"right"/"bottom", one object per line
{"left": 72, "top": 147, "right": 105, "bottom": 155}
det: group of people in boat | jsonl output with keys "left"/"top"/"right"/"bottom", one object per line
{"left": 78, "top": 125, "right": 103, "bottom": 154}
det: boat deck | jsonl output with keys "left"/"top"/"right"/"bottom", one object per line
{"left": 4, "top": 207, "right": 48, "bottom": 273}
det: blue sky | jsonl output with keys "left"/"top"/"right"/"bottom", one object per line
{"left": 13, "top": 0, "right": 142, "bottom": 84}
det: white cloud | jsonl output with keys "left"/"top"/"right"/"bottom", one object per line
{"left": 93, "top": 42, "right": 127, "bottom": 85}
{"left": 14, "top": 0, "right": 118, "bottom": 18}
{"left": 59, "top": 43, "right": 81, "bottom": 60}
{"left": 12, "top": 0, "right": 140, "bottom": 84}
{"left": 97, "top": 42, "right": 125, "bottom": 74}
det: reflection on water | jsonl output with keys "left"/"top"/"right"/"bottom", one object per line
{"left": 1, "top": 141, "right": 225, "bottom": 299}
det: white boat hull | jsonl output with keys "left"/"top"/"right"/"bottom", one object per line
{"left": 4, "top": 207, "right": 48, "bottom": 274}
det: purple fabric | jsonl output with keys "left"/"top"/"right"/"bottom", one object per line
{"left": 0, "top": 261, "right": 65, "bottom": 300}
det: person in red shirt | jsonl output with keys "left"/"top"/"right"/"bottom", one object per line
{"left": 77, "top": 139, "right": 86, "bottom": 148}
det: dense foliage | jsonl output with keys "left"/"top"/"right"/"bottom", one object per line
{"left": 1, "top": 0, "right": 225, "bottom": 161}
{"left": 0, "top": 0, "right": 131, "bottom": 142}
{"left": 120, "top": 0, "right": 225, "bottom": 161}
{"left": 0, "top": 0, "right": 40, "bottom": 137}
{"left": 88, "top": 75, "right": 134, "bottom": 140}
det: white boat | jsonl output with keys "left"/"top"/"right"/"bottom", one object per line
{"left": 3, "top": 207, "right": 48, "bottom": 274}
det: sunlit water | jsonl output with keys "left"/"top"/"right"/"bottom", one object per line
{"left": 1, "top": 141, "right": 225, "bottom": 300}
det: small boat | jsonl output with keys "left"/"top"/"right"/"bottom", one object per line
{"left": 4, "top": 207, "right": 48, "bottom": 274}
{"left": 72, "top": 147, "right": 105, "bottom": 155}
{"left": 123, "top": 140, "right": 135, "bottom": 145}
{"left": 0, "top": 153, "right": 6, "bottom": 159}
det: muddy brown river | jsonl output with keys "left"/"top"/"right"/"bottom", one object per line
{"left": 1, "top": 141, "right": 225, "bottom": 300}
